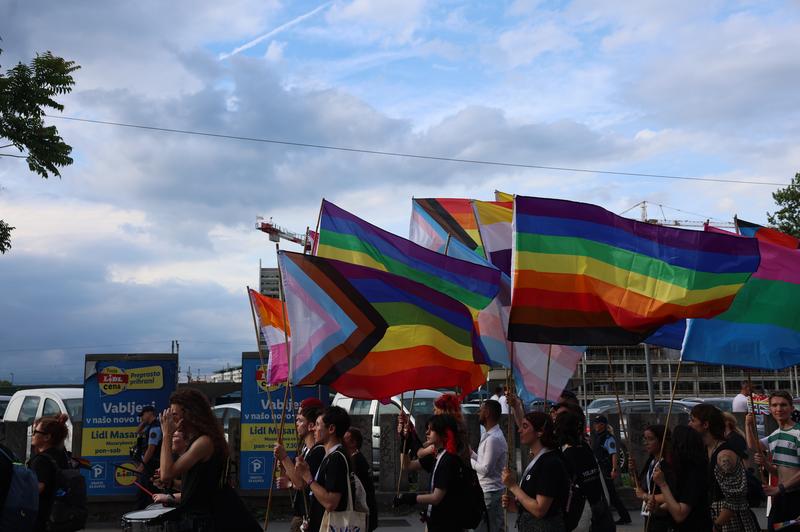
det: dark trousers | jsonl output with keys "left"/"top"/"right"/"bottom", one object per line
{"left": 769, "top": 491, "right": 800, "bottom": 531}
{"left": 604, "top": 476, "right": 630, "bottom": 522}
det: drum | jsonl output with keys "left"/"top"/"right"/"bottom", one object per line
{"left": 121, "top": 504, "right": 179, "bottom": 532}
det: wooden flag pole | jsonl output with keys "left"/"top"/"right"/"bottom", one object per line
{"left": 645, "top": 356, "right": 683, "bottom": 532}
{"left": 606, "top": 347, "right": 639, "bottom": 491}
{"left": 746, "top": 373, "right": 768, "bottom": 482}
{"left": 396, "top": 390, "right": 417, "bottom": 496}
{"left": 265, "top": 243, "right": 294, "bottom": 532}
{"left": 505, "top": 345, "right": 516, "bottom": 532}
{"left": 246, "top": 286, "right": 277, "bottom": 436}
{"left": 543, "top": 344, "right": 553, "bottom": 412}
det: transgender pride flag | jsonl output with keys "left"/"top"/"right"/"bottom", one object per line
{"left": 248, "top": 289, "right": 290, "bottom": 384}
{"left": 513, "top": 343, "right": 586, "bottom": 403}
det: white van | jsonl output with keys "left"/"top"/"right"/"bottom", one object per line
{"left": 332, "top": 389, "right": 447, "bottom": 474}
{"left": 3, "top": 388, "right": 83, "bottom": 454}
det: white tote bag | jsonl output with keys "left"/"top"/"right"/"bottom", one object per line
{"left": 320, "top": 451, "right": 368, "bottom": 532}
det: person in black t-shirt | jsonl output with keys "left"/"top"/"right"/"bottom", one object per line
{"left": 502, "top": 411, "right": 569, "bottom": 532}
{"left": 555, "top": 410, "right": 614, "bottom": 532}
{"left": 394, "top": 414, "right": 465, "bottom": 532}
{"left": 634, "top": 424, "right": 673, "bottom": 532}
{"left": 275, "top": 405, "right": 324, "bottom": 532}
{"left": 344, "top": 427, "right": 378, "bottom": 532}
{"left": 651, "top": 425, "right": 714, "bottom": 532}
{"left": 27, "top": 415, "right": 71, "bottom": 532}
{"left": 295, "top": 406, "right": 351, "bottom": 532}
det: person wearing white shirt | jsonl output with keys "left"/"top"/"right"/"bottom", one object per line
{"left": 732, "top": 380, "right": 751, "bottom": 413}
{"left": 490, "top": 386, "right": 509, "bottom": 415}
{"left": 471, "top": 399, "right": 508, "bottom": 532}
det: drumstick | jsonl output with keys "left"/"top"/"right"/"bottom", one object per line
{"left": 774, "top": 518, "right": 800, "bottom": 530}
{"left": 113, "top": 463, "right": 140, "bottom": 474}
{"left": 134, "top": 481, "right": 155, "bottom": 498}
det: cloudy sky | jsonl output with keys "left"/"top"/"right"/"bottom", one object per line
{"left": 1, "top": 1, "right": 799, "bottom": 384}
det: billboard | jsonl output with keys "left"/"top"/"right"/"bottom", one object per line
{"left": 81, "top": 354, "right": 178, "bottom": 496}
{"left": 239, "top": 352, "right": 324, "bottom": 490}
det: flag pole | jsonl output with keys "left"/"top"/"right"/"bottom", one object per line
{"left": 505, "top": 345, "right": 516, "bottom": 532}
{"left": 396, "top": 390, "right": 417, "bottom": 496}
{"left": 645, "top": 355, "right": 683, "bottom": 532}
{"left": 303, "top": 226, "right": 310, "bottom": 255}
{"left": 247, "top": 286, "right": 277, "bottom": 442}
{"left": 746, "top": 373, "right": 767, "bottom": 482}
{"left": 265, "top": 243, "right": 294, "bottom": 532}
{"left": 606, "top": 347, "right": 639, "bottom": 491}
{"left": 543, "top": 344, "right": 552, "bottom": 412}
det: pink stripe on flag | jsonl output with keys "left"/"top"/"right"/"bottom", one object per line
{"left": 513, "top": 343, "right": 584, "bottom": 402}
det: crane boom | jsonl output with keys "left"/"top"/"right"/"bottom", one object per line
{"left": 255, "top": 217, "right": 311, "bottom": 250}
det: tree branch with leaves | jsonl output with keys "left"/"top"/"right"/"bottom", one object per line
{"left": 767, "top": 172, "right": 800, "bottom": 239}
{"left": 0, "top": 45, "right": 80, "bottom": 254}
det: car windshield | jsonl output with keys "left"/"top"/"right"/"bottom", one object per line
{"left": 64, "top": 398, "right": 83, "bottom": 421}
{"left": 402, "top": 398, "right": 435, "bottom": 415}
{"left": 588, "top": 399, "right": 617, "bottom": 409}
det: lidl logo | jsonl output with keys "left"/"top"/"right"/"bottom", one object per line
{"left": 115, "top": 462, "right": 137, "bottom": 486}
{"left": 99, "top": 365, "right": 164, "bottom": 395}
{"left": 255, "top": 365, "right": 281, "bottom": 393}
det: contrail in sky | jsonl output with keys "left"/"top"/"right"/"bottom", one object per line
{"left": 219, "top": 2, "right": 332, "bottom": 60}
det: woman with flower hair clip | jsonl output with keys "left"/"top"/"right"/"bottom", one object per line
{"left": 395, "top": 414, "right": 467, "bottom": 532}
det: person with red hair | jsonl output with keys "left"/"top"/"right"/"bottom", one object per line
{"left": 395, "top": 414, "right": 467, "bottom": 532}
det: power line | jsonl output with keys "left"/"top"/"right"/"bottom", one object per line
{"left": 46, "top": 114, "right": 793, "bottom": 187}
{"left": 0, "top": 339, "right": 252, "bottom": 354}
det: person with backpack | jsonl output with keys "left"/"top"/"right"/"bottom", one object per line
{"left": 395, "top": 414, "right": 475, "bottom": 532}
{"left": 294, "top": 406, "right": 354, "bottom": 532}
{"left": 555, "top": 410, "right": 614, "bottom": 532}
{"left": 501, "top": 411, "right": 570, "bottom": 532}
{"left": 1, "top": 442, "right": 40, "bottom": 531}
{"left": 343, "top": 427, "right": 378, "bottom": 532}
{"left": 27, "top": 415, "right": 87, "bottom": 532}
{"left": 590, "top": 416, "right": 630, "bottom": 526}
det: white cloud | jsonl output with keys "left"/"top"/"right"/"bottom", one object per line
{"left": 491, "top": 21, "right": 579, "bottom": 68}
{"left": 265, "top": 40, "right": 287, "bottom": 62}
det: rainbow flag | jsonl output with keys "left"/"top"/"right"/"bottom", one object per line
{"left": 472, "top": 199, "right": 513, "bottom": 275}
{"left": 735, "top": 218, "right": 799, "bottom": 249}
{"left": 248, "top": 289, "right": 290, "bottom": 384}
{"left": 317, "top": 200, "right": 501, "bottom": 313}
{"left": 410, "top": 198, "right": 485, "bottom": 257}
{"left": 683, "top": 232, "right": 800, "bottom": 370}
{"left": 278, "top": 251, "right": 487, "bottom": 398}
{"left": 513, "top": 344, "right": 586, "bottom": 403}
{"left": 510, "top": 196, "right": 761, "bottom": 345}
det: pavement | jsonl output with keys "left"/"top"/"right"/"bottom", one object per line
{"left": 86, "top": 510, "right": 764, "bottom": 531}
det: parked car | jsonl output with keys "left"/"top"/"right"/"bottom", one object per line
{"left": 212, "top": 403, "right": 241, "bottom": 443}
{"left": 333, "top": 389, "right": 453, "bottom": 474}
{"left": 587, "top": 397, "right": 627, "bottom": 416}
{"left": 682, "top": 397, "right": 733, "bottom": 412}
{"left": 0, "top": 395, "right": 11, "bottom": 420}
{"left": 3, "top": 388, "right": 83, "bottom": 452}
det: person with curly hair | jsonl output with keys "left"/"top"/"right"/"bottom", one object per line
{"left": 28, "top": 415, "right": 71, "bottom": 532}
{"left": 502, "top": 412, "right": 570, "bottom": 532}
{"left": 159, "top": 388, "right": 230, "bottom": 531}
{"left": 396, "top": 414, "right": 469, "bottom": 532}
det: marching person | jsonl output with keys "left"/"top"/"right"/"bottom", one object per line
{"left": 471, "top": 399, "right": 508, "bottom": 532}
{"left": 28, "top": 415, "right": 71, "bottom": 532}
{"left": 635, "top": 424, "right": 672, "bottom": 532}
{"left": 295, "top": 406, "right": 352, "bottom": 532}
{"left": 159, "top": 388, "right": 229, "bottom": 531}
{"left": 690, "top": 404, "right": 757, "bottom": 532}
{"left": 395, "top": 414, "right": 466, "bottom": 532}
{"left": 555, "top": 410, "right": 614, "bottom": 532}
{"left": 344, "top": 427, "right": 378, "bottom": 532}
{"left": 732, "top": 381, "right": 751, "bottom": 414}
{"left": 502, "top": 411, "right": 570, "bottom": 532}
{"left": 490, "top": 386, "right": 509, "bottom": 415}
{"left": 591, "top": 415, "right": 631, "bottom": 525}
{"left": 274, "top": 404, "right": 325, "bottom": 532}
{"left": 747, "top": 390, "right": 800, "bottom": 531}
{"left": 134, "top": 405, "right": 162, "bottom": 509}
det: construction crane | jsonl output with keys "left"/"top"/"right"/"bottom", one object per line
{"left": 255, "top": 216, "right": 312, "bottom": 250}
{"left": 623, "top": 201, "right": 736, "bottom": 229}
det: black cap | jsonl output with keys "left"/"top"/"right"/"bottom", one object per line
{"left": 139, "top": 405, "right": 156, "bottom": 417}
{"left": 592, "top": 415, "right": 608, "bottom": 424}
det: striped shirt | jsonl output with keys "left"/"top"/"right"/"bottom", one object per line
{"left": 765, "top": 423, "right": 800, "bottom": 468}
